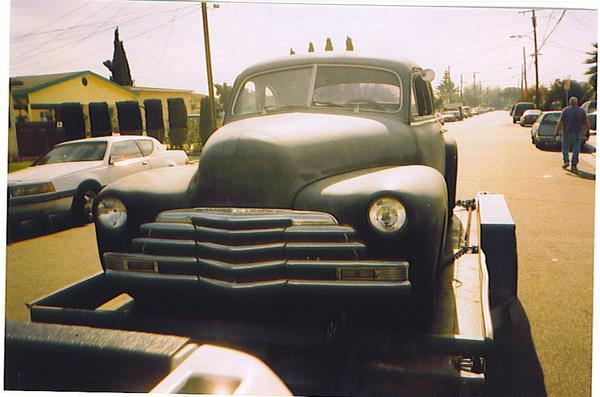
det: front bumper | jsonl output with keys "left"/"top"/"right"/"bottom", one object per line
{"left": 102, "top": 208, "right": 412, "bottom": 307}
{"left": 8, "top": 189, "right": 76, "bottom": 225}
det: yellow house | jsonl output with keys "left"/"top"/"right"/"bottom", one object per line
{"left": 11, "top": 70, "right": 194, "bottom": 135}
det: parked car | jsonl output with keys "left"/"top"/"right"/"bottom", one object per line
{"left": 588, "top": 111, "right": 596, "bottom": 134}
{"left": 441, "top": 110, "right": 460, "bottom": 122}
{"left": 519, "top": 109, "right": 542, "bottom": 127}
{"left": 530, "top": 111, "right": 589, "bottom": 149}
{"left": 93, "top": 54, "right": 458, "bottom": 322}
{"left": 581, "top": 100, "right": 596, "bottom": 114}
{"left": 512, "top": 102, "right": 536, "bottom": 123}
{"left": 8, "top": 135, "right": 189, "bottom": 229}
{"left": 462, "top": 106, "right": 472, "bottom": 118}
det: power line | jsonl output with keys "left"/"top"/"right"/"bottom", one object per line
{"left": 10, "top": 1, "right": 89, "bottom": 41}
{"left": 538, "top": 10, "right": 566, "bottom": 52}
{"left": 146, "top": 6, "right": 181, "bottom": 80}
{"left": 10, "top": 4, "right": 197, "bottom": 68}
{"left": 13, "top": 7, "right": 199, "bottom": 76}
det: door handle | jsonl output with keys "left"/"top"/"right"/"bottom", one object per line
{"left": 142, "top": 161, "right": 149, "bottom": 165}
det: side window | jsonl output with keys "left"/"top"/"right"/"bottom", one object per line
{"left": 136, "top": 139, "right": 154, "bottom": 156}
{"left": 235, "top": 81, "right": 257, "bottom": 114}
{"left": 411, "top": 75, "right": 434, "bottom": 118}
{"left": 411, "top": 82, "right": 420, "bottom": 118}
{"left": 110, "top": 140, "right": 143, "bottom": 161}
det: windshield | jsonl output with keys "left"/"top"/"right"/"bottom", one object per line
{"left": 36, "top": 141, "right": 107, "bottom": 165}
{"left": 233, "top": 65, "right": 402, "bottom": 115}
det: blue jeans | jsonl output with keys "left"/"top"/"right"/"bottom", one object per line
{"left": 562, "top": 133, "right": 580, "bottom": 166}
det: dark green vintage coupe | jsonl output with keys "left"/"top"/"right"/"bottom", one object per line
{"left": 93, "top": 54, "right": 458, "bottom": 321}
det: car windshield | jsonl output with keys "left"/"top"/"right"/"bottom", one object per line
{"left": 36, "top": 141, "right": 107, "bottom": 165}
{"left": 233, "top": 65, "right": 401, "bottom": 115}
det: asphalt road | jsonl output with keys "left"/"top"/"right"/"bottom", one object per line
{"left": 446, "top": 111, "right": 595, "bottom": 396}
{"left": 4, "top": 111, "right": 595, "bottom": 396}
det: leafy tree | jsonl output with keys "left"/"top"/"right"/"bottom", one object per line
{"left": 325, "top": 37, "right": 333, "bottom": 51}
{"left": 584, "top": 42, "right": 597, "bottom": 98}
{"left": 542, "top": 79, "right": 588, "bottom": 109}
{"left": 308, "top": 42, "right": 315, "bottom": 53}
{"left": 215, "top": 83, "right": 234, "bottom": 114}
{"left": 199, "top": 96, "right": 214, "bottom": 144}
{"left": 345, "top": 36, "right": 354, "bottom": 51}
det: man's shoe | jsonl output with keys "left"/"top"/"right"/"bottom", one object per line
{"left": 571, "top": 165, "right": 579, "bottom": 173}
{"left": 562, "top": 162, "right": 569, "bottom": 169}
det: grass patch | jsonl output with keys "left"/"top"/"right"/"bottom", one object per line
{"left": 8, "top": 161, "right": 32, "bottom": 173}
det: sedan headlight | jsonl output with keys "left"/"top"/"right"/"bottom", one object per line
{"left": 97, "top": 197, "right": 128, "bottom": 229}
{"left": 10, "top": 182, "right": 55, "bottom": 197}
{"left": 368, "top": 197, "right": 407, "bottom": 233}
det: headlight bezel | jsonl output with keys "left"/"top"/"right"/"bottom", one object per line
{"left": 367, "top": 196, "right": 407, "bottom": 234}
{"left": 96, "top": 196, "right": 128, "bottom": 229}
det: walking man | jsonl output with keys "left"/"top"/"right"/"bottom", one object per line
{"left": 554, "top": 96, "right": 590, "bottom": 173}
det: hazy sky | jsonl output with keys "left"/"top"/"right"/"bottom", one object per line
{"left": 8, "top": 0, "right": 598, "bottom": 94}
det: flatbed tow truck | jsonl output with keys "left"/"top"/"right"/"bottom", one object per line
{"left": 5, "top": 192, "right": 518, "bottom": 396}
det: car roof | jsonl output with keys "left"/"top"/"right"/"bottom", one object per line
{"left": 56, "top": 135, "right": 154, "bottom": 146}
{"left": 236, "top": 52, "right": 422, "bottom": 81}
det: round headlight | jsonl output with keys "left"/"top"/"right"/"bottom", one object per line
{"left": 368, "top": 197, "right": 407, "bottom": 233}
{"left": 97, "top": 197, "right": 127, "bottom": 229}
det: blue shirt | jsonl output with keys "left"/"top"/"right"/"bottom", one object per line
{"left": 560, "top": 106, "right": 587, "bottom": 135}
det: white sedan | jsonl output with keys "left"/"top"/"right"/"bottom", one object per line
{"left": 8, "top": 135, "right": 189, "bottom": 228}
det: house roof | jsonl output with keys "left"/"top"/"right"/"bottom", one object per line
{"left": 11, "top": 71, "right": 136, "bottom": 98}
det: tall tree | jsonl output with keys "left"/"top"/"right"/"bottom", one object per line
{"left": 308, "top": 42, "right": 315, "bottom": 53}
{"left": 584, "top": 42, "right": 597, "bottom": 98}
{"left": 325, "top": 37, "right": 333, "bottom": 51}
{"left": 103, "top": 28, "right": 133, "bottom": 86}
{"left": 345, "top": 36, "right": 354, "bottom": 51}
{"left": 435, "top": 68, "right": 459, "bottom": 104}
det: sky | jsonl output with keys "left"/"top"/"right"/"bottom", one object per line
{"left": 7, "top": 1, "right": 599, "bottom": 95}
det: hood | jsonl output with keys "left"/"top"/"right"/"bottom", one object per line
{"left": 189, "top": 112, "right": 415, "bottom": 208}
{"left": 8, "top": 161, "right": 104, "bottom": 184}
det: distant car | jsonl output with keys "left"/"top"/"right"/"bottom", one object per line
{"left": 441, "top": 110, "right": 460, "bottom": 122}
{"left": 530, "top": 111, "right": 589, "bottom": 149}
{"left": 8, "top": 135, "right": 190, "bottom": 229}
{"left": 462, "top": 106, "right": 472, "bottom": 118}
{"left": 588, "top": 112, "right": 596, "bottom": 134}
{"left": 581, "top": 100, "right": 597, "bottom": 114}
{"left": 519, "top": 109, "right": 542, "bottom": 127}
{"left": 512, "top": 102, "right": 536, "bottom": 123}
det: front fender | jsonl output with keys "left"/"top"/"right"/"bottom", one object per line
{"left": 293, "top": 165, "right": 448, "bottom": 296}
{"left": 94, "top": 165, "right": 197, "bottom": 261}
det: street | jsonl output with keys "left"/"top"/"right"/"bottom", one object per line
{"left": 5, "top": 111, "right": 595, "bottom": 396}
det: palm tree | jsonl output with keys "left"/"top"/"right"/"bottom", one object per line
{"left": 584, "top": 42, "right": 597, "bottom": 98}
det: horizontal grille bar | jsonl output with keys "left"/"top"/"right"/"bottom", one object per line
{"left": 104, "top": 252, "right": 409, "bottom": 283}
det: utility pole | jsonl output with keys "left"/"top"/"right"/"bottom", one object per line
{"left": 202, "top": 2, "right": 216, "bottom": 132}
{"left": 472, "top": 72, "right": 479, "bottom": 105}
{"left": 522, "top": 46, "right": 528, "bottom": 99}
{"left": 520, "top": 64, "right": 524, "bottom": 101}
{"left": 532, "top": 9, "right": 540, "bottom": 108}
{"left": 519, "top": 9, "right": 541, "bottom": 108}
{"left": 460, "top": 74, "right": 463, "bottom": 103}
